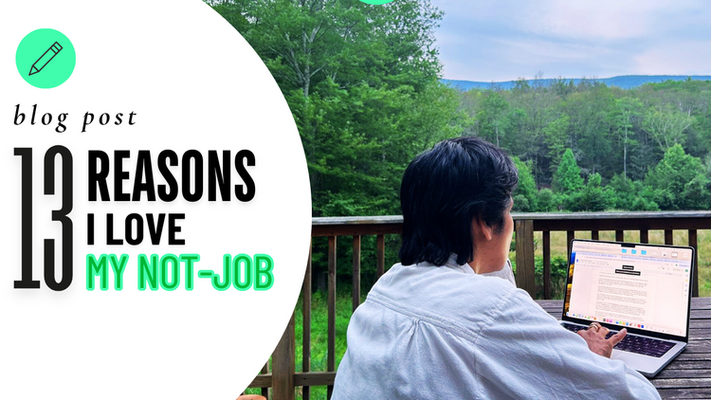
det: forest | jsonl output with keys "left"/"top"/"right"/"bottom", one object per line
{"left": 462, "top": 78, "right": 711, "bottom": 213}
{"left": 208, "top": 0, "right": 711, "bottom": 219}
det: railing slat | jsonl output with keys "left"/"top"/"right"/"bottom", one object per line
{"left": 515, "top": 220, "right": 535, "bottom": 297}
{"left": 566, "top": 231, "right": 574, "bottom": 258}
{"left": 543, "top": 231, "right": 551, "bottom": 300}
{"left": 260, "top": 362, "right": 269, "bottom": 398}
{"left": 640, "top": 229, "right": 649, "bottom": 244}
{"left": 353, "top": 236, "right": 361, "bottom": 312}
{"left": 616, "top": 230, "right": 624, "bottom": 242}
{"left": 665, "top": 230, "right": 674, "bottom": 245}
{"left": 689, "top": 229, "right": 699, "bottom": 298}
{"left": 327, "top": 236, "right": 337, "bottom": 399}
{"left": 591, "top": 230, "right": 599, "bottom": 240}
{"left": 377, "top": 234, "right": 385, "bottom": 279}
{"left": 295, "top": 372, "right": 336, "bottom": 387}
{"left": 303, "top": 242, "right": 312, "bottom": 400}
{"left": 249, "top": 373, "right": 271, "bottom": 388}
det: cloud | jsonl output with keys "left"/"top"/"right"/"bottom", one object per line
{"left": 492, "top": 38, "right": 605, "bottom": 63}
{"left": 430, "top": 0, "right": 711, "bottom": 81}
{"left": 633, "top": 41, "right": 711, "bottom": 75}
{"left": 440, "top": 36, "right": 631, "bottom": 81}
{"left": 519, "top": 0, "right": 682, "bottom": 41}
{"left": 435, "top": 0, "right": 709, "bottom": 41}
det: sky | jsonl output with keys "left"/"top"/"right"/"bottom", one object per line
{"left": 429, "top": 0, "right": 711, "bottom": 82}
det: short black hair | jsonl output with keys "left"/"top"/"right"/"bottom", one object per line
{"left": 399, "top": 137, "right": 518, "bottom": 266}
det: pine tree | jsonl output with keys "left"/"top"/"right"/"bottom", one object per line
{"left": 512, "top": 156, "right": 537, "bottom": 211}
{"left": 553, "top": 149, "right": 584, "bottom": 194}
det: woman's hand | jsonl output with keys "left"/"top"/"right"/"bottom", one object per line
{"left": 577, "top": 323, "right": 627, "bottom": 358}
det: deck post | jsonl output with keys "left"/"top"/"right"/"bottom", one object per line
{"left": 515, "top": 219, "right": 536, "bottom": 298}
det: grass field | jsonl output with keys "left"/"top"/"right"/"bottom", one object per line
{"left": 246, "top": 229, "right": 711, "bottom": 398}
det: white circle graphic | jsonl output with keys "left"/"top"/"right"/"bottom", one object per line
{"left": 0, "top": 0, "right": 311, "bottom": 398}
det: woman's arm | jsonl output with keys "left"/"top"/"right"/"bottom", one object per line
{"left": 472, "top": 288, "right": 661, "bottom": 400}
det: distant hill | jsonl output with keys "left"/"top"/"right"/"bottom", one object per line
{"left": 443, "top": 75, "right": 711, "bottom": 91}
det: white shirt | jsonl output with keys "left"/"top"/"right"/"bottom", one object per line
{"left": 332, "top": 255, "right": 660, "bottom": 399}
{"left": 480, "top": 257, "right": 517, "bottom": 286}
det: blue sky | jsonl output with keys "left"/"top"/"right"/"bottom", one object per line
{"left": 430, "top": 0, "right": 711, "bottom": 81}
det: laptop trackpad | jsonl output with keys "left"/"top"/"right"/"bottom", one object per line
{"left": 611, "top": 342, "right": 683, "bottom": 377}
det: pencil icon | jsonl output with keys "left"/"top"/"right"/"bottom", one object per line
{"left": 29, "top": 41, "right": 63, "bottom": 76}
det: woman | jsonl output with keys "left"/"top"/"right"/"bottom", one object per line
{"left": 332, "top": 137, "right": 659, "bottom": 399}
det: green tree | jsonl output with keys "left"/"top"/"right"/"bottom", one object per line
{"left": 210, "top": 0, "right": 463, "bottom": 293}
{"left": 209, "top": 0, "right": 458, "bottom": 217}
{"left": 552, "top": 149, "right": 584, "bottom": 195}
{"left": 536, "top": 188, "right": 561, "bottom": 212}
{"left": 476, "top": 91, "right": 510, "bottom": 147}
{"left": 645, "top": 144, "right": 710, "bottom": 210}
{"left": 563, "top": 86, "right": 615, "bottom": 177}
{"left": 643, "top": 106, "right": 694, "bottom": 153}
{"left": 612, "top": 97, "right": 643, "bottom": 179}
{"left": 512, "top": 156, "right": 537, "bottom": 211}
{"left": 566, "top": 173, "right": 612, "bottom": 211}
{"left": 607, "top": 174, "right": 659, "bottom": 211}
{"left": 543, "top": 114, "right": 570, "bottom": 175}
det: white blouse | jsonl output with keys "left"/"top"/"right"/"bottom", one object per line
{"left": 332, "top": 255, "right": 660, "bottom": 399}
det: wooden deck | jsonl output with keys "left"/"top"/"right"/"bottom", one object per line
{"left": 539, "top": 297, "right": 711, "bottom": 399}
{"left": 250, "top": 212, "right": 711, "bottom": 399}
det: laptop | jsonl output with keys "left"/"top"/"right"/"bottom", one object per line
{"left": 560, "top": 239, "right": 694, "bottom": 377}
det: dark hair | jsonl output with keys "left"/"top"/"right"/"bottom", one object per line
{"left": 399, "top": 137, "right": 518, "bottom": 266}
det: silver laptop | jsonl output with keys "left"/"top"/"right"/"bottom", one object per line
{"left": 560, "top": 239, "right": 694, "bottom": 377}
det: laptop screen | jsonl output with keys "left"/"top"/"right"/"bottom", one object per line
{"left": 563, "top": 240, "right": 693, "bottom": 338}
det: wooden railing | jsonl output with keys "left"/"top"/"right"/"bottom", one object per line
{"left": 248, "top": 211, "right": 711, "bottom": 399}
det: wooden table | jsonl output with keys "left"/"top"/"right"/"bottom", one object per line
{"left": 537, "top": 297, "right": 711, "bottom": 399}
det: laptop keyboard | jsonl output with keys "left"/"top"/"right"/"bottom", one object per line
{"left": 561, "top": 323, "right": 676, "bottom": 358}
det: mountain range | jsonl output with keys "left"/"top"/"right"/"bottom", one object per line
{"left": 442, "top": 75, "right": 711, "bottom": 91}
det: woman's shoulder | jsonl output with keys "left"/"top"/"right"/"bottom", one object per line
{"left": 378, "top": 261, "right": 520, "bottom": 296}
{"left": 367, "top": 262, "right": 526, "bottom": 333}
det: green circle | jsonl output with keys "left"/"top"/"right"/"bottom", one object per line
{"left": 16, "top": 29, "right": 76, "bottom": 89}
{"left": 359, "top": 0, "right": 395, "bottom": 4}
